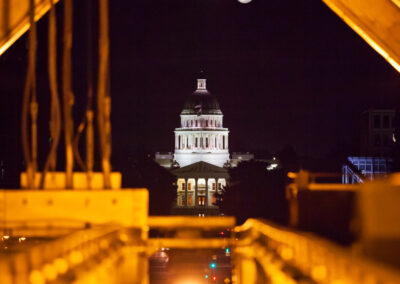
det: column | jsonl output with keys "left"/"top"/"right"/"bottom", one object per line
{"left": 195, "top": 178, "right": 198, "bottom": 206}
{"left": 185, "top": 178, "right": 188, "bottom": 206}
{"left": 205, "top": 178, "right": 209, "bottom": 207}
{"left": 224, "top": 134, "right": 227, "bottom": 149}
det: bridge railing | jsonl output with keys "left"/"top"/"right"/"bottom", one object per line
{"left": 235, "top": 218, "right": 400, "bottom": 284}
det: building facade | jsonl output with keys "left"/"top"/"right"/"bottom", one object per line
{"left": 360, "top": 109, "right": 395, "bottom": 156}
{"left": 342, "top": 109, "right": 395, "bottom": 184}
{"left": 173, "top": 78, "right": 230, "bottom": 168}
{"left": 170, "top": 78, "right": 230, "bottom": 215}
{"left": 342, "top": 156, "right": 391, "bottom": 184}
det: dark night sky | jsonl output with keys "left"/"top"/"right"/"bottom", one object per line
{"left": 1, "top": 0, "right": 400, "bottom": 178}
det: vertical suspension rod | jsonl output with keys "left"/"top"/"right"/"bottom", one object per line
{"left": 21, "top": 0, "right": 38, "bottom": 189}
{"left": 86, "top": 0, "right": 94, "bottom": 188}
{"left": 63, "top": 0, "right": 74, "bottom": 189}
{"left": 98, "top": 0, "right": 111, "bottom": 189}
{"left": 40, "top": 0, "right": 62, "bottom": 189}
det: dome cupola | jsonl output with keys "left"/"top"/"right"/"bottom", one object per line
{"left": 181, "top": 78, "right": 222, "bottom": 115}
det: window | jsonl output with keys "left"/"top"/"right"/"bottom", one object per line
{"left": 212, "top": 183, "right": 216, "bottom": 190}
{"left": 195, "top": 138, "right": 198, "bottom": 148}
{"left": 374, "top": 115, "right": 381, "bottom": 128}
{"left": 206, "top": 120, "right": 208, "bottom": 127}
{"left": 383, "top": 134, "right": 389, "bottom": 146}
{"left": 182, "top": 182, "right": 186, "bottom": 190}
{"left": 188, "top": 183, "right": 191, "bottom": 190}
{"left": 223, "top": 136, "right": 225, "bottom": 149}
{"left": 374, "top": 134, "right": 381, "bottom": 146}
{"left": 188, "top": 195, "right": 192, "bottom": 206}
{"left": 383, "top": 116, "right": 389, "bottom": 128}
{"left": 218, "top": 183, "right": 222, "bottom": 190}
{"left": 206, "top": 138, "right": 209, "bottom": 148}
{"left": 178, "top": 136, "right": 181, "bottom": 149}
{"left": 198, "top": 196, "right": 205, "bottom": 206}
{"left": 212, "top": 194, "right": 216, "bottom": 205}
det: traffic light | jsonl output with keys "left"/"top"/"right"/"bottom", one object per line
{"left": 212, "top": 276, "right": 217, "bottom": 281}
{"left": 205, "top": 274, "right": 209, "bottom": 279}
{"left": 210, "top": 262, "right": 216, "bottom": 269}
{"left": 225, "top": 247, "right": 230, "bottom": 253}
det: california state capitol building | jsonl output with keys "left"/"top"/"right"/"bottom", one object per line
{"left": 155, "top": 76, "right": 234, "bottom": 215}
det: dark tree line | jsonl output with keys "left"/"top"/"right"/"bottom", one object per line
{"left": 120, "top": 152, "right": 176, "bottom": 215}
{"left": 219, "top": 160, "right": 289, "bottom": 225}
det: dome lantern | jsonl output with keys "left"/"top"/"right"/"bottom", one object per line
{"left": 197, "top": 78, "right": 206, "bottom": 90}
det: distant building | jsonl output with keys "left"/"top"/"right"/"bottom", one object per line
{"left": 343, "top": 109, "right": 395, "bottom": 184}
{"left": 173, "top": 78, "right": 230, "bottom": 168}
{"left": 230, "top": 152, "right": 254, "bottom": 167}
{"left": 155, "top": 77, "right": 231, "bottom": 215}
{"left": 360, "top": 109, "right": 395, "bottom": 156}
{"left": 342, "top": 157, "right": 391, "bottom": 184}
{"left": 154, "top": 152, "right": 174, "bottom": 168}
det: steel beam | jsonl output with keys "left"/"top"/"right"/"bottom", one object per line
{"left": 322, "top": 0, "right": 400, "bottom": 73}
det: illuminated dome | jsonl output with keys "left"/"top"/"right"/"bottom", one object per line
{"left": 181, "top": 79, "right": 223, "bottom": 115}
{"left": 174, "top": 78, "right": 229, "bottom": 168}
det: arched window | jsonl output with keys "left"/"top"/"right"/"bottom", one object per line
{"left": 196, "top": 120, "right": 198, "bottom": 127}
{"left": 195, "top": 138, "right": 198, "bottom": 148}
{"left": 223, "top": 136, "right": 225, "bottom": 150}
{"left": 206, "top": 138, "right": 209, "bottom": 148}
{"left": 206, "top": 120, "right": 208, "bottom": 127}
{"left": 178, "top": 136, "right": 181, "bottom": 149}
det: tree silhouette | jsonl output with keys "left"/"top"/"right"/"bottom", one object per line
{"left": 122, "top": 152, "right": 176, "bottom": 215}
{"left": 220, "top": 160, "right": 288, "bottom": 225}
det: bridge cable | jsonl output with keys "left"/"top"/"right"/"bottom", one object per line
{"left": 40, "top": 0, "right": 62, "bottom": 189}
{"left": 21, "top": 0, "right": 38, "bottom": 189}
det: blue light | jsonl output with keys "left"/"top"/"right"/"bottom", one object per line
{"left": 225, "top": 248, "right": 230, "bottom": 253}
{"left": 205, "top": 274, "right": 209, "bottom": 279}
{"left": 210, "top": 262, "right": 216, "bottom": 269}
